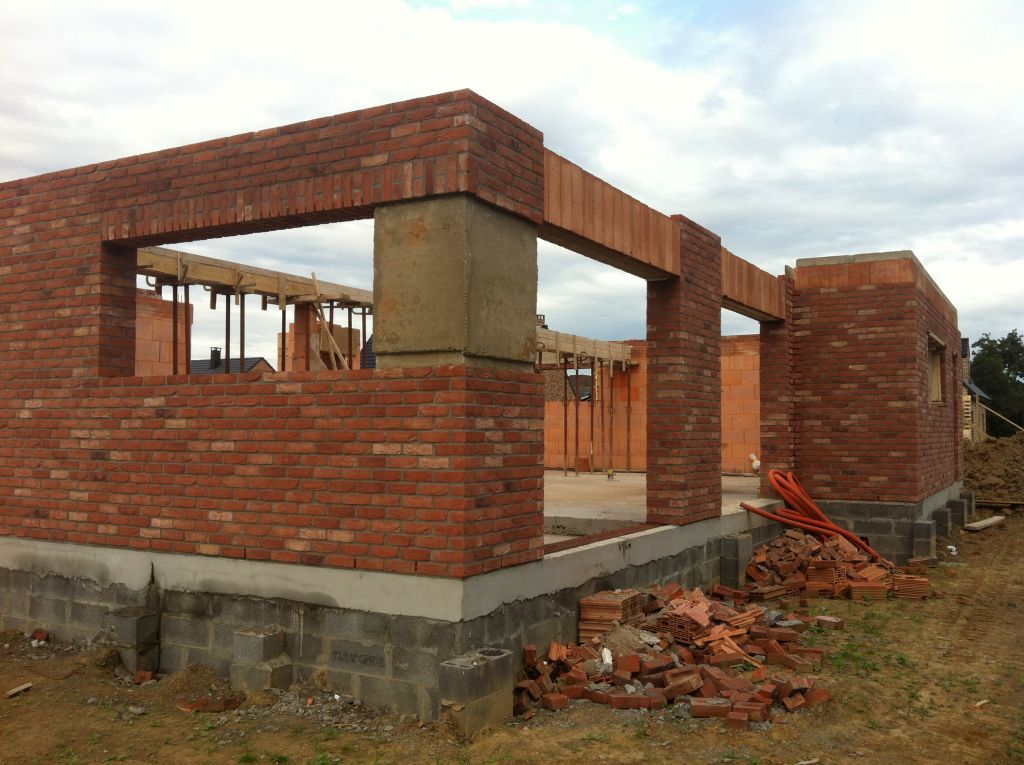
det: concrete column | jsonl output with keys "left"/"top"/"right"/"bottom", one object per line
{"left": 759, "top": 270, "right": 795, "bottom": 497}
{"left": 646, "top": 216, "right": 722, "bottom": 525}
{"left": 372, "top": 195, "right": 538, "bottom": 370}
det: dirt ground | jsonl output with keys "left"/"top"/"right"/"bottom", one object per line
{"left": 965, "top": 432, "right": 1024, "bottom": 502}
{"left": 2, "top": 513, "right": 1024, "bottom": 765}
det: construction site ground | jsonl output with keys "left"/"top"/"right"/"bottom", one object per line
{"left": 2, "top": 512, "right": 1023, "bottom": 765}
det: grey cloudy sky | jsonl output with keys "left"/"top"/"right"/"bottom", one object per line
{"left": 2, "top": 0, "right": 1021, "bottom": 362}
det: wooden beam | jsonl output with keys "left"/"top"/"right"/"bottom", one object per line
{"left": 535, "top": 327, "right": 633, "bottom": 366}
{"left": 137, "top": 246, "right": 372, "bottom": 306}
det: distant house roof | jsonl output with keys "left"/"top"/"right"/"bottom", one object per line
{"left": 963, "top": 379, "right": 990, "bottom": 400}
{"left": 189, "top": 357, "right": 274, "bottom": 374}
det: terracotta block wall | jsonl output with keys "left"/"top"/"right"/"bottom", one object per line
{"left": 543, "top": 342, "right": 647, "bottom": 472}
{"left": 0, "top": 366, "right": 543, "bottom": 577}
{"left": 542, "top": 339, "right": 758, "bottom": 475}
{"left": 791, "top": 255, "right": 961, "bottom": 503}
{"left": 720, "top": 335, "right": 760, "bottom": 473}
{"left": 135, "top": 291, "right": 191, "bottom": 377}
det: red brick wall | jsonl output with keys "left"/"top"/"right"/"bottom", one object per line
{"left": 791, "top": 256, "right": 961, "bottom": 503}
{"left": 646, "top": 216, "right": 721, "bottom": 524}
{"left": 914, "top": 275, "right": 962, "bottom": 499}
{"left": 0, "top": 90, "right": 543, "bottom": 382}
{"left": 0, "top": 91, "right": 546, "bottom": 578}
{"left": 0, "top": 366, "right": 543, "bottom": 578}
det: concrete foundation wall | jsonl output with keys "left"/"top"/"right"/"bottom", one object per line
{"left": 0, "top": 515, "right": 782, "bottom": 722}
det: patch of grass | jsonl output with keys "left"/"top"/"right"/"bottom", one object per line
{"left": 269, "top": 754, "right": 290, "bottom": 764}
{"left": 831, "top": 641, "right": 880, "bottom": 676}
{"left": 237, "top": 754, "right": 257, "bottom": 764}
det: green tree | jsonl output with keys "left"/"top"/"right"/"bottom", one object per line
{"left": 971, "top": 330, "right": 1024, "bottom": 437}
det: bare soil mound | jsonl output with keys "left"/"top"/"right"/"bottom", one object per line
{"left": 964, "top": 431, "right": 1024, "bottom": 501}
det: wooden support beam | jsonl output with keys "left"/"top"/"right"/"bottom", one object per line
{"left": 137, "top": 246, "right": 372, "bottom": 306}
{"left": 536, "top": 327, "right": 633, "bottom": 367}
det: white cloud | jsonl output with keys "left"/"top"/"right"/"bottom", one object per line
{"left": 2, "top": 0, "right": 1023, "bottom": 361}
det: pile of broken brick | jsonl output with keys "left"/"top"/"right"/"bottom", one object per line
{"left": 514, "top": 530, "right": 932, "bottom": 727}
{"left": 515, "top": 583, "right": 838, "bottom": 728}
{"left": 727, "top": 528, "right": 932, "bottom": 602}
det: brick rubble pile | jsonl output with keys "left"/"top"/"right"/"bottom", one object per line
{"left": 515, "top": 583, "right": 837, "bottom": 729}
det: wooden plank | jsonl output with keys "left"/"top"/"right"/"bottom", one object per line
{"left": 5, "top": 682, "right": 31, "bottom": 698}
{"left": 138, "top": 246, "right": 371, "bottom": 306}
{"left": 964, "top": 516, "right": 1006, "bottom": 532}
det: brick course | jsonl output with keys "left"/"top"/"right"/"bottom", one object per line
{"left": 0, "top": 366, "right": 543, "bottom": 578}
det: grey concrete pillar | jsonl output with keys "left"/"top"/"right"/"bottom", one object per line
{"left": 720, "top": 532, "right": 753, "bottom": 588}
{"left": 373, "top": 195, "right": 538, "bottom": 370}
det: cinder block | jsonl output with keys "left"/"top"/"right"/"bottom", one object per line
{"left": 70, "top": 602, "right": 110, "bottom": 634}
{"left": 947, "top": 499, "right": 966, "bottom": 528}
{"left": 357, "top": 674, "right": 439, "bottom": 721}
{"left": 28, "top": 596, "right": 67, "bottom": 625}
{"left": 390, "top": 645, "right": 441, "bottom": 688}
{"left": 160, "top": 613, "right": 210, "bottom": 649}
{"left": 931, "top": 507, "right": 952, "bottom": 538}
{"left": 912, "top": 520, "right": 936, "bottom": 559}
{"left": 106, "top": 607, "right": 160, "bottom": 646}
{"left": 31, "top": 575, "right": 71, "bottom": 600}
{"left": 328, "top": 639, "right": 387, "bottom": 676}
{"left": 230, "top": 654, "right": 293, "bottom": 693}
{"left": 118, "top": 644, "right": 160, "bottom": 673}
{"left": 232, "top": 628, "right": 284, "bottom": 664}
{"left": 439, "top": 647, "right": 515, "bottom": 704}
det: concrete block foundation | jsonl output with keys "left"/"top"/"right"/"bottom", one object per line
{"left": 820, "top": 483, "right": 967, "bottom": 563}
{"left": 0, "top": 509, "right": 781, "bottom": 732}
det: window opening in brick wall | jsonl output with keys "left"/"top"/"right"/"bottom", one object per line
{"left": 132, "top": 223, "right": 374, "bottom": 377}
{"left": 928, "top": 332, "right": 946, "bottom": 403}
{"left": 721, "top": 308, "right": 762, "bottom": 477}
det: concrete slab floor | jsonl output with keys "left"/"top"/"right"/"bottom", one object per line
{"left": 543, "top": 470, "right": 761, "bottom": 539}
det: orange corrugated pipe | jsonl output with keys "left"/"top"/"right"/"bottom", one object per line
{"left": 740, "top": 468, "right": 891, "bottom": 565}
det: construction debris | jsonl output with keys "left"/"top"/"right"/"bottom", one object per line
{"left": 739, "top": 528, "right": 930, "bottom": 600}
{"left": 514, "top": 583, "right": 836, "bottom": 728}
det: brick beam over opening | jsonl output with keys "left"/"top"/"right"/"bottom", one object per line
{"left": 93, "top": 89, "right": 545, "bottom": 247}
{"left": 721, "top": 247, "right": 786, "bottom": 321}
{"left": 540, "top": 150, "right": 679, "bottom": 279}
